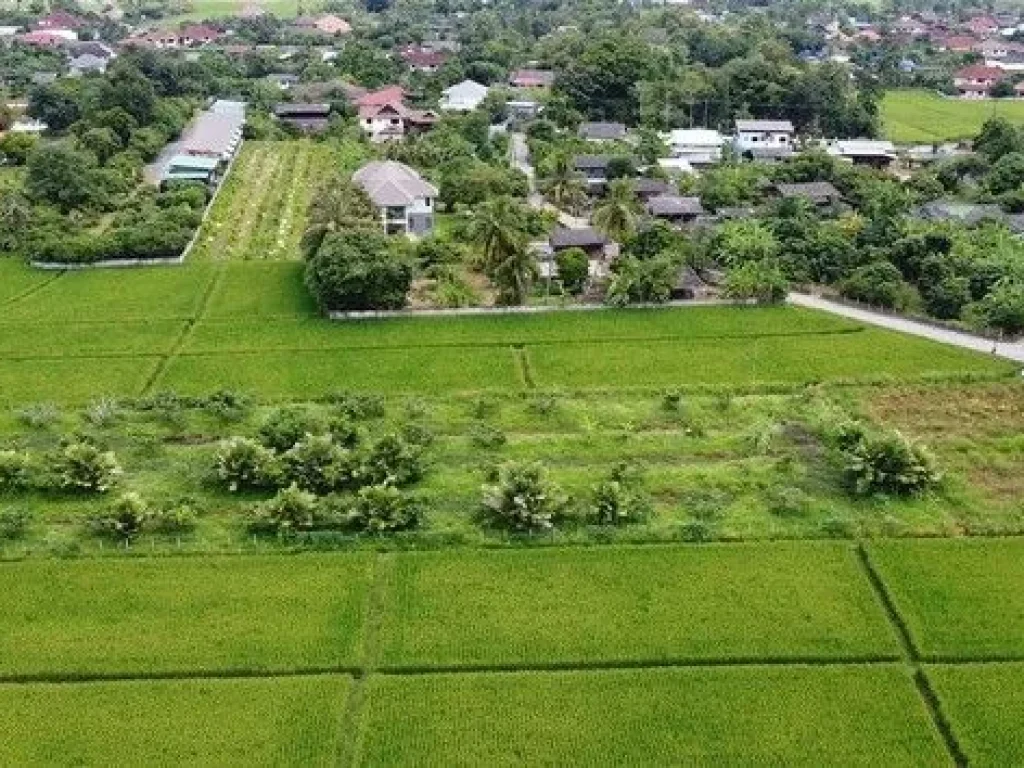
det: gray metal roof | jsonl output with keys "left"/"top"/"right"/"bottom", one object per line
{"left": 647, "top": 194, "right": 704, "bottom": 217}
{"left": 774, "top": 181, "right": 842, "bottom": 203}
{"left": 735, "top": 119, "right": 795, "bottom": 132}
{"left": 549, "top": 226, "right": 608, "bottom": 248}
{"left": 352, "top": 161, "right": 438, "bottom": 206}
{"left": 578, "top": 122, "right": 627, "bottom": 140}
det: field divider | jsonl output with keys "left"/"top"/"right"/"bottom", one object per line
{"left": 856, "top": 543, "right": 968, "bottom": 767}
{"left": 338, "top": 553, "right": 395, "bottom": 768}
{"left": 0, "top": 270, "right": 65, "bottom": 308}
{"left": 138, "top": 265, "right": 227, "bottom": 396}
{"left": 0, "top": 665, "right": 362, "bottom": 686}
{"left": 513, "top": 345, "right": 535, "bottom": 388}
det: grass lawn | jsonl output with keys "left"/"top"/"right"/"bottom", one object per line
{"left": 0, "top": 554, "right": 374, "bottom": 676}
{"left": 927, "top": 663, "right": 1024, "bottom": 767}
{"left": 868, "top": 538, "right": 1024, "bottom": 659}
{"left": 0, "top": 259, "right": 53, "bottom": 303}
{"left": 881, "top": 89, "right": 1024, "bottom": 143}
{"left": 359, "top": 665, "right": 947, "bottom": 766}
{"left": 0, "top": 675, "right": 350, "bottom": 766}
{"left": 0, "top": 356, "right": 160, "bottom": 404}
{"left": 377, "top": 543, "right": 900, "bottom": 668}
{"left": 203, "top": 262, "right": 316, "bottom": 318}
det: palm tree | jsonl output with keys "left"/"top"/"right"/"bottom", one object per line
{"left": 300, "top": 178, "right": 378, "bottom": 257}
{"left": 465, "top": 196, "right": 535, "bottom": 305}
{"left": 592, "top": 178, "right": 640, "bottom": 244}
{"left": 540, "top": 153, "right": 588, "bottom": 215}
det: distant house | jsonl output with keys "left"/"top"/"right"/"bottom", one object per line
{"left": 267, "top": 73, "right": 300, "bottom": 90}
{"left": 9, "top": 118, "right": 47, "bottom": 134}
{"left": 34, "top": 11, "right": 86, "bottom": 31}
{"left": 954, "top": 65, "right": 1005, "bottom": 98}
{"left": 734, "top": 119, "right": 795, "bottom": 158}
{"left": 180, "top": 24, "right": 221, "bottom": 46}
{"left": 273, "top": 103, "right": 331, "bottom": 134}
{"left": 29, "top": 71, "right": 58, "bottom": 86}
{"left": 314, "top": 14, "right": 352, "bottom": 36}
{"left": 69, "top": 40, "right": 115, "bottom": 59}
{"left": 352, "top": 160, "right": 438, "bottom": 236}
{"left": 936, "top": 35, "right": 977, "bottom": 53}
{"left": 68, "top": 52, "right": 108, "bottom": 76}
{"left": 913, "top": 200, "right": 1006, "bottom": 225}
{"left": 439, "top": 79, "right": 488, "bottom": 112}
{"left": 578, "top": 122, "right": 627, "bottom": 142}
{"left": 773, "top": 181, "right": 843, "bottom": 208}
{"left": 657, "top": 157, "right": 696, "bottom": 176}
{"left": 548, "top": 226, "right": 610, "bottom": 259}
{"left": 632, "top": 178, "right": 674, "bottom": 201}
{"left": 180, "top": 100, "right": 245, "bottom": 160}
{"left": 509, "top": 68, "right": 555, "bottom": 88}
{"left": 573, "top": 155, "right": 611, "bottom": 193}
{"left": 828, "top": 139, "right": 897, "bottom": 168}
{"left": 400, "top": 46, "right": 447, "bottom": 72}
{"left": 646, "top": 194, "right": 705, "bottom": 225}
{"left": 358, "top": 100, "right": 437, "bottom": 143}
{"left": 507, "top": 99, "right": 541, "bottom": 123}
{"left": 16, "top": 30, "right": 71, "bottom": 47}
{"left": 662, "top": 129, "right": 726, "bottom": 167}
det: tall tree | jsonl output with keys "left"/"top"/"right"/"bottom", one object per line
{"left": 301, "top": 178, "right": 378, "bottom": 258}
{"left": 540, "top": 153, "right": 587, "bottom": 215}
{"left": 593, "top": 179, "right": 640, "bottom": 243}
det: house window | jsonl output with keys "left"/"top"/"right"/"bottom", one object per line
{"left": 779, "top": 135, "right": 788, "bottom": 143}
{"left": 385, "top": 206, "right": 406, "bottom": 220}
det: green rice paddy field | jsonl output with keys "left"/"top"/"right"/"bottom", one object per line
{"left": 0, "top": 258, "right": 1012, "bottom": 405}
{"left": 0, "top": 539, "right": 1022, "bottom": 765}
{"left": 882, "top": 89, "right": 1024, "bottom": 143}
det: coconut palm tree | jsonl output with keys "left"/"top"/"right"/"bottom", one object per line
{"left": 592, "top": 178, "right": 640, "bottom": 243}
{"left": 465, "top": 196, "right": 535, "bottom": 305}
{"left": 540, "top": 153, "right": 588, "bottom": 215}
{"left": 301, "top": 178, "right": 378, "bottom": 257}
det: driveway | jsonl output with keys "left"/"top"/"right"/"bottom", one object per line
{"left": 789, "top": 292, "right": 1024, "bottom": 364}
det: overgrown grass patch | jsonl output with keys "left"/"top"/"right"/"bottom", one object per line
{"left": 927, "top": 663, "right": 1024, "bottom": 767}
{"left": 0, "top": 675, "right": 350, "bottom": 766}
{"left": 378, "top": 542, "right": 900, "bottom": 668}
{"left": 359, "top": 665, "right": 947, "bottom": 766}
{"left": 0, "top": 553, "right": 373, "bottom": 676}
{"left": 868, "top": 538, "right": 1024, "bottom": 659}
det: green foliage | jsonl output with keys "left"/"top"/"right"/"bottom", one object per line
{"left": 87, "top": 492, "right": 149, "bottom": 540}
{"left": 968, "top": 279, "right": 1024, "bottom": 334}
{"left": 361, "top": 434, "right": 423, "bottom": 487}
{"left": 15, "top": 402, "right": 60, "bottom": 430}
{"left": 0, "top": 450, "right": 32, "bottom": 492}
{"left": 469, "top": 422, "right": 507, "bottom": 449}
{"left": 350, "top": 484, "right": 422, "bottom": 533}
{"left": 83, "top": 397, "right": 121, "bottom": 428}
{"left": 259, "top": 405, "right": 326, "bottom": 452}
{"left": 51, "top": 442, "right": 121, "bottom": 494}
{"left": 839, "top": 261, "right": 918, "bottom": 311}
{"left": 588, "top": 469, "right": 651, "bottom": 526}
{"left": 722, "top": 260, "right": 789, "bottom": 304}
{"left": 305, "top": 231, "right": 414, "bottom": 312}
{"left": 606, "top": 255, "right": 677, "bottom": 306}
{"left": 328, "top": 392, "right": 386, "bottom": 421}
{"left": 248, "top": 483, "right": 321, "bottom": 535}
{"left": 0, "top": 507, "right": 30, "bottom": 540}
{"left": 843, "top": 430, "right": 941, "bottom": 496}
{"left": 282, "top": 433, "right": 355, "bottom": 494}
{"left": 215, "top": 437, "right": 281, "bottom": 493}
{"left": 481, "top": 461, "right": 567, "bottom": 532}
{"left": 555, "top": 247, "right": 590, "bottom": 294}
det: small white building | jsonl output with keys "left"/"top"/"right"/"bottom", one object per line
{"left": 734, "top": 119, "right": 794, "bottom": 152}
{"left": 662, "top": 128, "right": 726, "bottom": 166}
{"left": 439, "top": 79, "right": 489, "bottom": 112}
{"left": 351, "top": 160, "right": 439, "bottom": 236}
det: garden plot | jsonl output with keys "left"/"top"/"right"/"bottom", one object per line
{"left": 377, "top": 543, "right": 901, "bottom": 668}
{"left": 867, "top": 538, "right": 1024, "bottom": 659}
{"left": 0, "top": 676, "right": 350, "bottom": 766}
{"left": 0, "top": 554, "right": 374, "bottom": 676}
{"left": 359, "top": 665, "right": 947, "bottom": 766}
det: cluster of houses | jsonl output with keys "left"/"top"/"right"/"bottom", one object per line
{"left": 1, "top": 11, "right": 117, "bottom": 79}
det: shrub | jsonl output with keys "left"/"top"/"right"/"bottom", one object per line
{"left": 470, "top": 422, "right": 507, "bottom": 449}
{"left": 247, "top": 484, "right": 321, "bottom": 535}
{"left": 661, "top": 390, "right": 683, "bottom": 412}
{"left": 361, "top": 434, "right": 423, "bottom": 487}
{"left": 259, "top": 406, "right": 325, "bottom": 451}
{"left": 215, "top": 437, "right": 280, "bottom": 492}
{"left": 481, "top": 461, "right": 567, "bottom": 532}
{"left": 204, "top": 390, "right": 250, "bottom": 423}
{"left": 140, "top": 391, "right": 187, "bottom": 428}
{"left": 768, "top": 487, "right": 811, "bottom": 518}
{"left": 469, "top": 395, "right": 499, "bottom": 419}
{"left": 52, "top": 441, "right": 121, "bottom": 493}
{"left": 15, "top": 403, "right": 60, "bottom": 429}
{"left": 149, "top": 502, "right": 198, "bottom": 534}
{"left": 282, "top": 434, "right": 355, "bottom": 494}
{"left": 328, "top": 392, "right": 386, "bottom": 420}
{"left": 0, "top": 450, "right": 32, "bottom": 492}
{"left": 0, "top": 507, "right": 30, "bottom": 540}
{"left": 88, "top": 492, "right": 148, "bottom": 540}
{"left": 327, "top": 413, "right": 361, "bottom": 448}
{"left": 679, "top": 519, "right": 714, "bottom": 542}
{"left": 83, "top": 397, "right": 121, "bottom": 428}
{"left": 526, "top": 394, "right": 559, "bottom": 416}
{"left": 305, "top": 231, "right": 414, "bottom": 312}
{"left": 843, "top": 430, "right": 941, "bottom": 496}
{"left": 555, "top": 247, "right": 590, "bottom": 294}
{"left": 350, "top": 484, "right": 422, "bottom": 533}
{"left": 399, "top": 421, "right": 436, "bottom": 448}
{"left": 589, "top": 479, "right": 651, "bottom": 525}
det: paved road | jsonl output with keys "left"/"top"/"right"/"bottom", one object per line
{"left": 789, "top": 292, "right": 1024, "bottom": 364}
{"left": 509, "top": 130, "right": 590, "bottom": 229}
